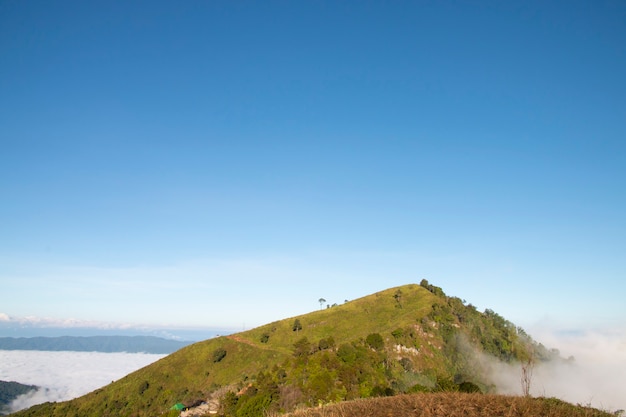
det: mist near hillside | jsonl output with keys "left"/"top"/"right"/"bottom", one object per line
{"left": 0, "top": 350, "right": 165, "bottom": 413}
{"left": 484, "top": 327, "right": 626, "bottom": 412}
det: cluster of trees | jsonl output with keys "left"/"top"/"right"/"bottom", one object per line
{"left": 217, "top": 335, "right": 395, "bottom": 417}
{"left": 216, "top": 329, "right": 483, "bottom": 417}
{"left": 420, "top": 279, "right": 555, "bottom": 364}
{"left": 418, "top": 279, "right": 560, "bottom": 398}
{"left": 0, "top": 381, "right": 38, "bottom": 414}
{"left": 318, "top": 298, "right": 341, "bottom": 310}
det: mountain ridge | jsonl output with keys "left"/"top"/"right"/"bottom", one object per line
{"left": 0, "top": 336, "right": 190, "bottom": 354}
{"left": 9, "top": 282, "right": 576, "bottom": 417}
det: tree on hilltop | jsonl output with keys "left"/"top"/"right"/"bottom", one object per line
{"left": 393, "top": 289, "right": 403, "bottom": 308}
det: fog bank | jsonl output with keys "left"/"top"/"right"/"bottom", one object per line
{"left": 0, "top": 350, "right": 165, "bottom": 413}
{"left": 486, "top": 326, "right": 626, "bottom": 412}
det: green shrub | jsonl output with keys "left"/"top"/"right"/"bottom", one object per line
{"left": 391, "top": 328, "right": 405, "bottom": 339}
{"left": 399, "top": 357, "right": 413, "bottom": 372}
{"left": 235, "top": 392, "right": 273, "bottom": 417}
{"left": 137, "top": 381, "right": 149, "bottom": 395}
{"left": 293, "top": 337, "right": 312, "bottom": 357}
{"left": 212, "top": 347, "right": 227, "bottom": 363}
{"left": 406, "top": 383, "right": 431, "bottom": 393}
{"left": 365, "top": 333, "right": 384, "bottom": 351}
{"left": 434, "top": 376, "right": 458, "bottom": 392}
{"left": 458, "top": 381, "right": 482, "bottom": 393}
{"left": 371, "top": 385, "right": 395, "bottom": 397}
{"left": 337, "top": 343, "right": 357, "bottom": 364}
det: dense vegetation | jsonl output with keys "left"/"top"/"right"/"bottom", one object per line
{"left": 0, "top": 381, "right": 37, "bottom": 416}
{"left": 8, "top": 283, "right": 587, "bottom": 417}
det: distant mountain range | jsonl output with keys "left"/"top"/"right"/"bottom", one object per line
{"left": 0, "top": 336, "right": 191, "bottom": 354}
{"left": 0, "top": 316, "right": 229, "bottom": 341}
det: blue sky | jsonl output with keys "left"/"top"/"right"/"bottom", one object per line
{"left": 1, "top": 1, "right": 625, "bottom": 334}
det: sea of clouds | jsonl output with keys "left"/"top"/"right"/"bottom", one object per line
{"left": 486, "top": 325, "right": 626, "bottom": 413}
{"left": 0, "top": 350, "right": 165, "bottom": 413}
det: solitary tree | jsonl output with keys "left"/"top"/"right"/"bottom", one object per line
{"left": 521, "top": 355, "right": 534, "bottom": 396}
{"left": 292, "top": 318, "right": 302, "bottom": 333}
{"left": 318, "top": 298, "right": 326, "bottom": 310}
{"left": 519, "top": 338, "right": 535, "bottom": 397}
{"left": 393, "top": 289, "right": 403, "bottom": 308}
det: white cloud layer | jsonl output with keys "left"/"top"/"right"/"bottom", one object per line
{"left": 0, "top": 350, "right": 165, "bottom": 413}
{"left": 0, "top": 312, "right": 144, "bottom": 330}
{"left": 0, "top": 313, "right": 229, "bottom": 341}
{"left": 484, "top": 326, "right": 626, "bottom": 413}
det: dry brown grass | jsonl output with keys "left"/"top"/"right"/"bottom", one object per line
{"left": 274, "top": 393, "right": 614, "bottom": 417}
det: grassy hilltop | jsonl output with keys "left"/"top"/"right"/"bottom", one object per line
{"left": 10, "top": 282, "right": 613, "bottom": 417}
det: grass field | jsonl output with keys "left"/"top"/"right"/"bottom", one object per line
{"left": 239, "top": 284, "right": 438, "bottom": 355}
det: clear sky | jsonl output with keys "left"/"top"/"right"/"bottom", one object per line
{"left": 1, "top": 1, "right": 625, "bottom": 334}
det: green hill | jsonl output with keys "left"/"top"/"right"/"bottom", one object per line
{"left": 0, "top": 381, "right": 38, "bottom": 416}
{"left": 10, "top": 282, "right": 564, "bottom": 417}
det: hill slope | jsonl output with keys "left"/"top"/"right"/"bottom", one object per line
{"left": 0, "top": 381, "right": 37, "bottom": 416}
{"left": 10, "top": 282, "right": 564, "bottom": 417}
